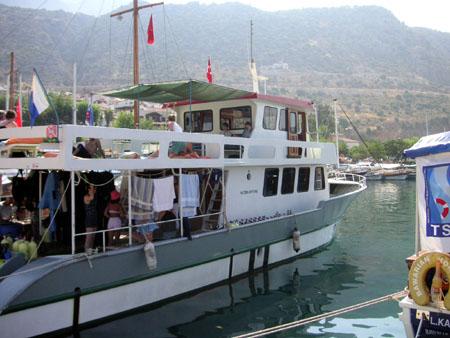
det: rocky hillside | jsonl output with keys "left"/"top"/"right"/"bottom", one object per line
{"left": 1, "top": 2, "right": 450, "bottom": 138}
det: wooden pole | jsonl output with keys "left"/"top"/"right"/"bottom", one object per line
{"left": 9, "top": 52, "right": 15, "bottom": 110}
{"left": 110, "top": 1, "right": 164, "bottom": 129}
{"left": 133, "top": 0, "right": 140, "bottom": 129}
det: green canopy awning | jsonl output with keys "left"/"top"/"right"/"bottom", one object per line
{"left": 102, "top": 80, "right": 255, "bottom": 104}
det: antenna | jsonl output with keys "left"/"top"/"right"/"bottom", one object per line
{"left": 250, "top": 20, "right": 253, "bottom": 63}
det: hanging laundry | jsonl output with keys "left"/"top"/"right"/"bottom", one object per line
{"left": 152, "top": 176, "right": 175, "bottom": 212}
{"left": 180, "top": 174, "right": 199, "bottom": 217}
{"left": 121, "top": 175, "right": 154, "bottom": 223}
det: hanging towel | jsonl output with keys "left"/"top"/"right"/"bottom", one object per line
{"left": 180, "top": 174, "right": 199, "bottom": 208}
{"left": 120, "top": 175, "right": 153, "bottom": 222}
{"left": 152, "top": 176, "right": 175, "bottom": 212}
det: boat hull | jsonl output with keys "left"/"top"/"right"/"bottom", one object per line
{"left": 400, "top": 297, "right": 450, "bottom": 337}
{"left": 0, "top": 186, "right": 362, "bottom": 337}
{"left": 1, "top": 223, "right": 336, "bottom": 338}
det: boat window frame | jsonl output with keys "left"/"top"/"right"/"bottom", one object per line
{"left": 297, "top": 167, "right": 310, "bottom": 192}
{"left": 220, "top": 106, "right": 252, "bottom": 131}
{"left": 263, "top": 106, "right": 278, "bottom": 130}
{"left": 281, "top": 167, "right": 296, "bottom": 194}
{"left": 279, "top": 108, "right": 287, "bottom": 131}
{"left": 183, "top": 109, "right": 213, "bottom": 132}
{"left": 263, "top": 168, "right": 279, "bottom": 197}
{"left": 314, "top": 166, "right": 325, "bottom": 190}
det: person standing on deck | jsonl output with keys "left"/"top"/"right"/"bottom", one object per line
{"left": 84, "top": 184, "right": 98, "bottom": 253}
{"left": 242, "top": 121, "right": 253, "bottom": 138}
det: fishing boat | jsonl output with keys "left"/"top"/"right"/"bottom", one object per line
{"left": 400, "top": 131, "right": 450, "bottom": 337}
{"left": 0, "top": 80, "right": 366, "bottom": 337}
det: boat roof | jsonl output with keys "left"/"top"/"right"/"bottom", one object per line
{"left": 404, "top": 131, "right": 450, "bottom": 159}
{"left": 103, "top": 80, "right": 313, "bottom": 110}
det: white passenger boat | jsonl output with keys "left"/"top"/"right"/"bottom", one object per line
{"left": 0, "top": 80, "right": 365, "bottom": 337}
{"left": 400, "top": 132, "right": 450, "bottom": 337}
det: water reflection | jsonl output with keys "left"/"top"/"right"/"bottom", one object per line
{"left": 80, "top": 181, "right": 415, "bottom": 338}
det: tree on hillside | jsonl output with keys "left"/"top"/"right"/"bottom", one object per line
{"left": 367, "top": 140, "right": 386, "bottom": 161}
{"left": 113, "top": 111, "right": 154, "bottom": 130}
{"left": 349, "top": 144, "right": 369, "bottom": 161}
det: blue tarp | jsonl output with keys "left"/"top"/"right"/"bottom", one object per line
{"left": 404, "top": 131, "right": 450, "bottom": 159}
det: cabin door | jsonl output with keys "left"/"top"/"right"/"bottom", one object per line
{"left": 287, "top": 109, "right": 300, "bottom": 157}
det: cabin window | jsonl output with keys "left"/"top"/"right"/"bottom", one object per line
{"left": 289, "top": 111, "right": 298, "bottom": 134}
{"left": 184, "top": 110, "right": 213, "bottom": 132}
{"left": 314, "top": 167, "right": 325, "bottom": 190}
{"left": 281, "top": 167, "right": 296, "bottom": 194}
{"left": 220, "top": 106, "right": 252, "bottom": 131}
{"left": 297, "top": 167, "right": 310, "bottom": 192}
{"left": 279, "top": 108, "right": 287, "bottom": 131}
{"left": 263, "top": 168, "right": 279, "bottom": 197}
{"left": 263, "top": 106, "right": 277, "bottom": 130}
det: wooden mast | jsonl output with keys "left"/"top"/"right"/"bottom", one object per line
{"left": 111, "top": 1, "right": 163, "bottom": 129}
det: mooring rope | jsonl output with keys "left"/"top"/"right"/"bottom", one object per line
{"left": 232, "top": 290, "right": 408, "bottom": 338}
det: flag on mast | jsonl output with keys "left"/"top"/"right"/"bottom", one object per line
{"left": 147, "top": 15, "right": 155, "bottom": 45}
{"left": 15, "top": 98, "right": 22, "bottom": 127}
{"left": 206, "top": 57, "right": 213, "bottom": 83}
{"left": 29, "top": 70, "right": 50, "bottom": 127}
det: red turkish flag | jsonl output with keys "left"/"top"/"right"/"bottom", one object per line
{"left": 206, "top": 57, "right": 213, "bottom": 83}
{"left": 15, "top": 98, "right": 22, "bottom": 127}
{"left": 147, "top": 15, "right": 155, "bottom": 45}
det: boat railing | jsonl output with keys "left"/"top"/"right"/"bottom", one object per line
{"left": 223, "top": 136, "right": 335, "bottom": 165}
{"left": 0, "top": 125, "right": 337, "bottom": 170}
{"left": 74, "top": 210, "right": 224, "bottom": 253}
{"left": 329, "top": 171, "right": 367, "bottom": 186}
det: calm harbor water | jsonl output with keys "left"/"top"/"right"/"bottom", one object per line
{"left": 79, "top": 180, "right": 415, "bottom": 338}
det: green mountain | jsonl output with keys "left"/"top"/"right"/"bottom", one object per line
{"left": 1, "top": 2, "right": 450, "bottom": 138}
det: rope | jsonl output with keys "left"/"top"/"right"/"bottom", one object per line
{"left": 78, "top": 0, "right": 106, "bottom": 81}
{"left": 76, "top": 172, "right": 118, "bottom": 187}
{"left": 138, "top": 12, "right": 156, "bottom": 82}
{"left": 0, "top": 251, "right": 91, "bottom": 282}
{"left": 2, "top": 0, "right": 48, "bottom": 40}
{"left": 43, "top": 0, "right": 88, "bottom": 70}
{"left": 232, "top": 290, "right": 408, "bottom": 338}
{"left": 163, "top": 9, "right": 190, "bottom": 79}
{"left": 27, "top": 176, "right": 72, "bottom": 264}
{"left": 415, "top": 312, "right": 425, "bottom": 338}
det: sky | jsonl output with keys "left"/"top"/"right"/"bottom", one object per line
{"left": 63, "top": 0, "right": 450, "bottom": 33}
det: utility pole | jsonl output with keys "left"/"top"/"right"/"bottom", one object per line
{"left": 73, "top": 63, "right": 77, "bottom": 125}
{"left": 110, "top": 1, "right": 163, "bottom": 129}
{"left": 9, "top": 52, "right": 15, "bottom": 110}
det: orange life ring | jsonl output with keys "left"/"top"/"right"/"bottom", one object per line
{"left": 409, "top": 251, "right": 450, "bottom": 309}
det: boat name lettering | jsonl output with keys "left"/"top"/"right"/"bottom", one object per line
{"left": 240, "top": 189, "right": 258, "bottom": 195}
{"left": 411, "top": 255, "right": 431, "bottom": 297}
{"left": 430, "top": 314, "right": 450, "bottom": 328}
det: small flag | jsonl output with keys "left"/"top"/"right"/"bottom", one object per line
{"left": 147, "top": 15, "right": 155, "bottom": 45}
{"left": 15, "top": 98, "right": 22, "bottom": 127}
{"left": 86, "top": 105, "right": 94, "bottom": 126}
{"left": 206, "top": 57, "right": 213, "bottom": 83}
{"left": 29, "top": 70, "right": 50, "bottom": 127}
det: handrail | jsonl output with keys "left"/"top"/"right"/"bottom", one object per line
{"left": 329, "top": 171, "right": 367, "bottom": 186}
{"left": 74, "top": 211, "right": 224, "bottom": 253}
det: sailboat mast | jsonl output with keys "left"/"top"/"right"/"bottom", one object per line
{"left": 132, "top": 0, "right": 140, "bottom": 128}
{"left": 111, "top": 1, "right": 163, "bottom": 129}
